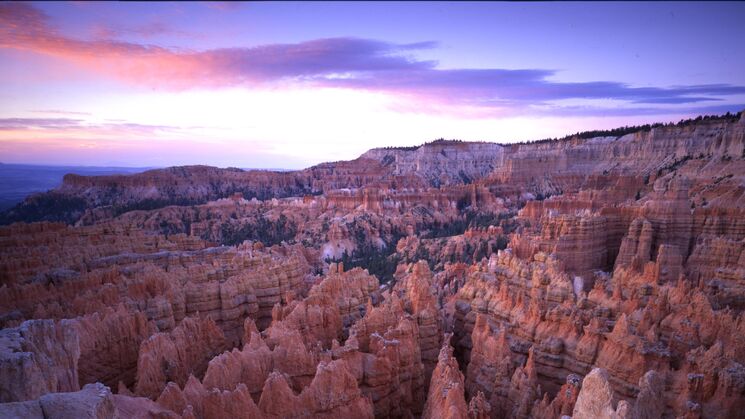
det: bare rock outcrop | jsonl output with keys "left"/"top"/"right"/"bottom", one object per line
{"left": 72, "top": 305, "right": 155, "bottom": 390}
{"left": 572, "top": 368, "right": 629, "bottom": 419}
{"left": 394, "top": 261, "right": 444, "bottom": 383}
{"left": 0, "top": 320, "right": 79, "bottom": 402}
{"left": 2, "top": 114, "right": 745, "bottom": 418}
{"left": 135, "top": 316, "right": 227, "bottom": 399}
{"left": 0, "top": 382, "right": 176, "bottom": 419}
{"left": 422, "top": 335, "right": 470, "bottom": 419}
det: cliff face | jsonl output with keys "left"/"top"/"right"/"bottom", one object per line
{"left": 361, "top": 141, "right": 506, "bottom": 187}
{"left": 6, "top": 115, "right": 740, "bottom": 226}
{"left": 135, "top": 316, "right": 227, "bottom": 399}
{"left": 152, "top": 266, "right": 432, "bottom": 418}
{"left": 1, "top": 114, "right": 745, "bottom": 418}
{"left": 452, "top": 251, "right": 745, "bottom": 418}
{"left": 489, "top": 118, "right": 745, "bottom": 193}
{"left": 422, "top": 334, "right": 478, "bottom": 419}
{"left": 0, "top": 319, "right": 80, "bottom": 403}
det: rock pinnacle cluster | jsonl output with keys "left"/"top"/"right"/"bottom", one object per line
{"left": 1, "top": 113, "right": 744, "bottom": 418}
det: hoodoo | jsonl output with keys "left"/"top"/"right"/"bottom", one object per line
{"left": 2, "top": 114, "right": 745, "bottom": 417}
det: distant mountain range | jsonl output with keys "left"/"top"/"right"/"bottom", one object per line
{"left": 2, "top": 111, "right": 742, "bottom": 226}
{"left": 0, "top": 163, "right": 152, "bottom": 211}
{"left": 0, "top": 163, "right": 296, "bottom": 212}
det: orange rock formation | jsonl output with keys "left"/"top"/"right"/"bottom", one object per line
{"left": 1, "top": 114, "right": 744, "bottom": 418}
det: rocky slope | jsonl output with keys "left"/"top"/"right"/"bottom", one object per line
{"left": 361, "top": 140, "right": 506, "bottom": 187}
{"left": 1, "top": 112, "right": 744, "bottom": 418}
{"left": 4, "top": 113, "right": 741, "bottom": 226}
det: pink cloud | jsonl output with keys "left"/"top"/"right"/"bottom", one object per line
{"left": 90, "top": 20, "right": 201, "bottom": 42}
{"left": 0, "top": 3, "right": 434, "bottom": 89}
{"left": 2, "top": 3, "right": 744, "bottom": 115}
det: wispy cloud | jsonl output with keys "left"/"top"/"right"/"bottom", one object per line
{"left": 325, "top": 69, "right": 745, "bottom": 107}
{"left": 30, "top": 109, "right": 93, "bottom": 116}
{"left": 533, "top": 103, "right": 745, "bottom": 118}
{"left": 0, "top": 4, "right": 437, "bottom": 87}
{"left": 2, "top": 3, "right": 744, "bottom": 116}
{"left": 0, "top": 117, "right": 179, "bottom": 134}
{"left": 0, "top": 117, "right": 82, "bottom": 130}
{"left": 90, "top": 20, "right": 198, "bottom": 41}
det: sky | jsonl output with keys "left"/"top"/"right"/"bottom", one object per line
{"left": 1, "top": 1, "right": 744, "bottom": 169}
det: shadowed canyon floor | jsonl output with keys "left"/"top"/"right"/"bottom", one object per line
{"left": 1, "top": 113, "right": 744, "bottom": 418}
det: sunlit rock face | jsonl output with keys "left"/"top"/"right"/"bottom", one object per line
{"left": 1, "top": 115, "right": 744, "bottom": 418}
{"left": 361, "top": 141, "right": 506, "bottom": 187}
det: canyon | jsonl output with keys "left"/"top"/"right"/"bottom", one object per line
{"left": 0, "top": 112, "right": 744, "bottom": 418}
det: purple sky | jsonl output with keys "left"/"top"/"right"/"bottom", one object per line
{"left": 1, "top": 1, "right": 744, "bottom": 168}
